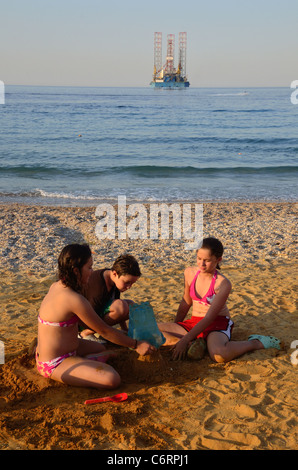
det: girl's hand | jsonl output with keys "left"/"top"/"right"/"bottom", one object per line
{"left": 171, "top": 336, "right": 191, "bottom": 361}
{"left": 136, "top": 341, "right": 156, "bottom": 356}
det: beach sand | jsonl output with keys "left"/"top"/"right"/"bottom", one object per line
{"left": 0, "top": 202, "right": 297, "bottom": 450}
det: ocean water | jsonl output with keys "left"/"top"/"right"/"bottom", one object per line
{"left": 0, "top": 85, "right": 297, "bottom": 206}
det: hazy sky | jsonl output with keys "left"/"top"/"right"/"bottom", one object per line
{"left": 1, "top": 0, "right": 297, "bottom": 87}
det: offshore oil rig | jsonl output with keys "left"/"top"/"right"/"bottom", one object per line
{"left": 150, "top": 32, "right": 190, "bottom": 88}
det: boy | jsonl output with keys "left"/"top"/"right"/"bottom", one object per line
{"left": 80, "top": 254, "right": 141, "bottom": 339}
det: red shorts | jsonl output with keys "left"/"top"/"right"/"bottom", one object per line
{"left": 177, "top": 316, "right": 234, "bottom": 340}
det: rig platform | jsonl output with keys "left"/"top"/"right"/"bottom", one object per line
{"left": 150, "top": 32, "right": 190, "bottom": 88}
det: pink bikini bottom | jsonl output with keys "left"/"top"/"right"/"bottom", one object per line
{"left": 36, "top": 350, "right": 76, "bottom": 378}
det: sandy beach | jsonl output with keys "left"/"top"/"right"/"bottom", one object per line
{"left": 0, "top": 201, "right": 297, "bottom": 450}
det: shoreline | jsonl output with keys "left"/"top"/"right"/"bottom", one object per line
{"left": 0, "top": 196, "right": 297, "bottom": 208}
{"left": 0, "top": 201, "right": 297, "bottom": 450}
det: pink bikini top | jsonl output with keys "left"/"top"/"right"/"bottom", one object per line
{"left": 38, "top": 314, "right": 79, "bottom": 328}
{"left": 190, "top": 269, "right": 217, "bottom": 305}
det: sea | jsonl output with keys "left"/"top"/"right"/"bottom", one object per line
{"left": 0, "top": 85, "right": 297, "bottom": 206}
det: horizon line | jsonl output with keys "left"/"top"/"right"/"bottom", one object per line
{"left": 4, "top": 83, "right": 290, "bottom": 89}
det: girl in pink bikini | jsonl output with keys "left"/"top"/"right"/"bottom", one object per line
{"left": 36, "top": 244, "right": 155, "bottom": 389}
{"left": 159, "top": 237, "right": 281, "bottom": 361}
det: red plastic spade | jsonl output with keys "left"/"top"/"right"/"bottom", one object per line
{"left": 84, "top": 393, "right": 128, "bottom": 405}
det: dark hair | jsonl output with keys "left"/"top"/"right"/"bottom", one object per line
{"left": 200, "top": 237, "right": 224, "bottom": 269}
{"left": 58, "top": 243, "right": 92, "bottom": 292}
{"left": 111, "top": 254, "right": 141, "bottom": 277}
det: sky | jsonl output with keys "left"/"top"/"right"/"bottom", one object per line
{"left": 0, "top": 0, "right": 297, "bottom": 87}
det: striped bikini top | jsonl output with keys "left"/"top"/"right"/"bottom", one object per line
{"left": 38, "top": 314, "right": 79, "bottom": 327}
{"left": 190, "top": 269, "right": 217, "bottom": 305}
